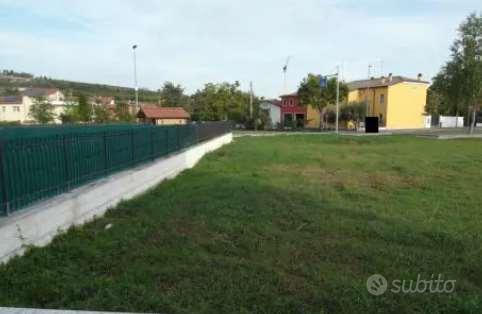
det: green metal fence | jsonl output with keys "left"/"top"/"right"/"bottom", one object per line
{"left": 0, "top": 122, "right": 231, "bottom": 216}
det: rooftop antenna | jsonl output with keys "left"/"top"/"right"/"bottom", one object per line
{"left": 282, "top": 56, "right": 291, "bottom": 94}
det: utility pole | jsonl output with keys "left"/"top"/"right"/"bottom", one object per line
{"left": 322, "top": 67, "right": 341, "bottom": 134}
{"left": 249, "top": 81, "right": 255, "bottom": 130}
{"left": 132, "top": 44, "right": 139, "bottom": 111}
{"left": 335, "top": 66, "right": 340, "bottom": 134}
{"left": 282, "top": 56, "right": 291, "bottom": 94}
{"left": 368, "top": 64, "right": 373, "bottom": 78}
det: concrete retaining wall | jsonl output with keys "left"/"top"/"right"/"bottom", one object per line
{"left": 0, "top": 133, "right": 232, "bottom": 264}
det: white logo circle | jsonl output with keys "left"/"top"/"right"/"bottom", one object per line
{"left": 367, "top": 274, "right": 388, "bottom": 296}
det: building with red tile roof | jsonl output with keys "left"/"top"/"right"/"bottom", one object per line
{"left": 137, "top": 106, "right": 190, "bottom": 125}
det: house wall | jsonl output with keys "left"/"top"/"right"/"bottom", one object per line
{"left": 155, "top": 118, "right": 187, "bottom": 125}
{"left": 0, "top": 103, "right": 26, "bottom": 123}
{"left": 0, "top": 91, "right": 68, "bottom": 124}
{"left": 386, "top": 82, "right": 428, "bottom": 129}
{"left": 279, "top": 95, "right": 306, "bottom": 126}
{"left": 306, "top": 106, "right": 321, "bottom": 128}
{"left": 259, "top": 102, "right": 281, "bottom": 129}
{"left": 349, "top": 87, "right": 388, "bottom": 124}
{"left": 269, "top": 105, "right": 281, "bottom": 127}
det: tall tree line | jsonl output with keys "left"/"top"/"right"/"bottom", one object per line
{"left": 427, "top": 12, "right": 482, "bottom": 131}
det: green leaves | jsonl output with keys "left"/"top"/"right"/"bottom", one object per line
{"left": 160, "top": 82, "right": 191, "bottom": 110}
{"left": 29, "top": 96, "right": 55, "bottom": 124}
{"left": 191, "top": 82, "right": 254, "bottom": 123}
{"left": 430, "top": 12, "right": 482, "bottom": 116}
{"left": 297, "top": 74, "right": 348, "bottom": 111}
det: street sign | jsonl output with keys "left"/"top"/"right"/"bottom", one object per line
{"left": 319, "top": 76, "right": 327, "bottom": 88}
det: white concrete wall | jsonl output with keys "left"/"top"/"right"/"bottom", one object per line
{"left": 0, "top": 133, "right": 232, "bottom": 264}
{"left": 270, "top": 105, "right": 281, "bottom": 127}
{"left": 423, "top": 115, "right": 432, "bottom": 128}
{"left": 439, "top": 116, "right": 464, "bottom": 128}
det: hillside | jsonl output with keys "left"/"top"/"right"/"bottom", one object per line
{"left": 0, "top": 70, "right": 160, "bottom": 103}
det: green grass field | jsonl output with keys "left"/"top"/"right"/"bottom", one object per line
{"left": 1, "top": 135, "right": 481, "bottom": 313}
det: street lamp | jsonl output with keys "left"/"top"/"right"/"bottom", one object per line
{"left": 335, "top": 66, "right": 340, "bottom": 134}
{"left": 321, "top": 66, "right": 341, "bottom": 134}
{"left": 132, "top": 44, "right": 139, "bottom": 110}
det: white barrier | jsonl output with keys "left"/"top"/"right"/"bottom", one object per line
{"left": 439, "top": 116, "right": 464, "bottom": 128}
{"left": 0, "top": 133, "right": 232, "bottom": 264}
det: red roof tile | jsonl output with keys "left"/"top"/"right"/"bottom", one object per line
{"left": 138, "top": 106, "right": 190, "bottom": 119}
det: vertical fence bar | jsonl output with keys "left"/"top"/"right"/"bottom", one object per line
{"left": 0, "top": 140, "right": 9, "bottom": 216}
{"left": 176, "top": 125, "right": 180, "bottom": 150}
{"left": 62, "top": 135, "right": 70, "bottom": 191}
{"left": 103, "top": 131, "right": 108, "bottom": 174}
{"left": 150, "top": 127, "right": 154, "bottom": 160}
{"left": 130, "top": 128, "right": 135, "bottom": 165}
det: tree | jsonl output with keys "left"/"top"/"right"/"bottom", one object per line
{"left": 159, "top": 82, "right": 191, "bottom": 110}
{"left": 93, "top": 105, "right": 112, "bottom": 123}
{"left": 191, "top": 82, "right": 253, "bottom": 124}
{"left": 115, "top": 103, "right": 135, "bottom": 122}
{"left": 0, "top": 87, "right": 20, "bottom": 96}
{"left": 430, "top": 12, "right": 481, "bottom": 131}
{"left": 57, "top": 95, "right": 92, "bottom": 123}
{"left": 425, "top": 87, "right": 443, "bottom": 115}
{"left": 340, "top": 101, "right": 366, "bottom": 129}
{"left": 297, "top": 74, "right": 348, "bottom": 129}
{"left": 76, "top": 94, "right": 92, "bottom": 122}
{"left": 29, "top": 97, "right": 55, "bottom": 123}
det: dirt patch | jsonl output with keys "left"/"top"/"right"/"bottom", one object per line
{"left": 265, "top": 164, "right": 426, "bottom": 191}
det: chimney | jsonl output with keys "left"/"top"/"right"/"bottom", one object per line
{"left": 417, "top": 73, "right": 423, "bottom": 81}
{"left": 388, "top": 73, "right": 393, "bottom": 82}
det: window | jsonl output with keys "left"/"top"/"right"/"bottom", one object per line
{"left": 1, "top": 106, "right": 5, "bottom": 112}
{"left": 289, "top": 99, "right": 294, "bottom": 106}
{"left": 379, "top": 94, "right": 385, "bottom": 105}
{"left": 13, "top": 106, "right": 20, "bottom": 112}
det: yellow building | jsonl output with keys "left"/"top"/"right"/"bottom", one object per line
{"left": 306, "top": 105, "right": 321, "bottom": 128}
{"left": 347, "top": 74, "right": 429, "bottom": 129}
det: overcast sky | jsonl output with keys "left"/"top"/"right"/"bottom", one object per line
{"left": 0, "top": 0, "right": 479, "bottom": 98}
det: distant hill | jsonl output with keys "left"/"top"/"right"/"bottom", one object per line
{"left": 0, "top": 69, "right": 160, "bottom": 103}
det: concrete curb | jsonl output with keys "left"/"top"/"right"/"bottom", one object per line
{"left": 0, "top": 133, "right": 232, "bottom": 264}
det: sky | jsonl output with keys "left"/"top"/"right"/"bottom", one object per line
{"left": 0, "top": 0, "right": 479, "bottom": 98}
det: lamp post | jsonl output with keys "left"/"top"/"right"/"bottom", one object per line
{"left": 321, "top": 66, "right": 341, "bottom": 134}
{"left": 335, "top": 66, "right": 340, "bottom": 134}
{"left": 132, "top": 44, "right": 139, "bottom": 110}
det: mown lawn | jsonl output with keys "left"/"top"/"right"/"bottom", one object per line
{"left": 0, "top": 135, "right": 481, "bottom": 313}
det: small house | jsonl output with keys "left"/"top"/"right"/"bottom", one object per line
{"left": 137, "top": 106, "right": 190, "bottom": 125}
{"left": 259, "top": 99, "right": 281, "bottom": 128}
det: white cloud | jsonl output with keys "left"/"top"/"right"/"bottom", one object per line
{"left": 0, "top": 0, "right": 478, "bottom": 97}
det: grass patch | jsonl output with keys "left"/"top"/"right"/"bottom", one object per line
{"left": 1, "top": 135, "right": 481, "bottom": 313}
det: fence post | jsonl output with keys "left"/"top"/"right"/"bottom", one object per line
{"left": 62, "top": 135, "right": 70, "bottom": 190}
{"left": 103, "top": 131, "right": 108, "bottom": 174}
{"left": 0, "top": 140, "right": 9, "bottom": 216}
{"left": 177, "top": 125, "right": 180, "bottom": 150}
{"left": 150, "top": 127, "right": 154, "bottom": 160}
{"left": 165, "top": 128, "right": 169, "bottom": 154}
{"left": 131, "top": 128, "right": 135, "bottom": 164}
